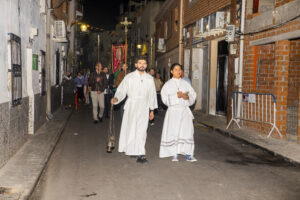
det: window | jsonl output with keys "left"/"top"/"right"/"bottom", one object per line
{"left": 9, "top": 33, "right": 22, "bottom": 106}
{"left": 253, "top": 0, "right": 259, "bottom": 13}
{"left": 174, "top": 7, "right": 179, "bottom": 31}
{"left": 164, "top": 21, "right": 168, "bottom": 39}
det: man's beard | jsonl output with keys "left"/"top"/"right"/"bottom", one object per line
{"left": 137, "top": 67, "right": 145, "bottom": 72}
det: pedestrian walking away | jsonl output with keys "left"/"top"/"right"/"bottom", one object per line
{"left": 74, "top": 72, "right": 85, "bottom": 103}
{"left": 159, "top": 63, "right": 197, "bottom": 162}
{"left": 62, "top": 72, "right": 75, "bottom": 109}
{"left": 111, "top": 56, "right": 157, "bottom": 164}
{"left": 89, "top": 62, "right": 108, "bottom": 123}
{"left": 103, "top": 66, "right": 114, "bottom": 118}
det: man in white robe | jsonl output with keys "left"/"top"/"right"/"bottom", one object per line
{"left": 111, "top": 57, "right": 157, "bottom": 163}
{"left": 159, "top": 63, "right": 197, "bottom": 162}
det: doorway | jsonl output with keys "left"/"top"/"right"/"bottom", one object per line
{"left": 216, "top": 40, "right": 228, "bottom": 115}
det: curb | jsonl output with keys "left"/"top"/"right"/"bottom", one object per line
{"left": 195, "top": 120, "right": 300, "bottom": 167}
{"left": 20, "top": 109, "right": 73, "bottom": 200}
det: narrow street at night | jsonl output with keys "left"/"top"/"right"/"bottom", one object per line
{"left": 30, "top": 106, "right": 300, "bottom": 200}
{"left": 1, "top": 1, "right": 300, "bottom": 200}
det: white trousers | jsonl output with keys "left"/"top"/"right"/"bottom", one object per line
{"left": 91, "top": 91, "right": 105, "bottom": 120}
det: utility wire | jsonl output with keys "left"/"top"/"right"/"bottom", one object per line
{"left": 239, "top": 14, "right": 300, "bottom": 36}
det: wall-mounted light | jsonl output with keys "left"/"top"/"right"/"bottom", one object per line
{"left": 80, "top": 24, "right": 88, "bottom": 32}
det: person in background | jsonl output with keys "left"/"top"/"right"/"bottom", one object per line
{"left": 154, "top": 72, "right": 163, "bottom": 111}
{"left": 88, "top": 62, "right": 108, "bottom": 123}
{"left": 149, "top": 68, "right": 155, "bottom": 77}
{"left": 84, "top": 68, "right": 91, "bottom": 105}
{"left": 74, "top": 72, "right": 85, "bottom": 103}
{"left": 62, "top": 72, "right": 75, "bottom": 109}
{"left": 159, "top": 63, "right": 197, "bottom": 162}
{"left": 114, "top": 63, "right": 127, "bottom": 118}
{"left": 103, "top": 66, "right": 114, "bottom": 118}
{"left": 181, "top": 65, "right": 192, "bottom": 85}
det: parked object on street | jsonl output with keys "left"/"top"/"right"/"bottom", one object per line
{"left": 226, "top": 92, "right": 282, "bottom": 138}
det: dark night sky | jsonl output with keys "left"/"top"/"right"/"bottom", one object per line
{"left": 83, "top": 0, "right": 129, "bottom": 30}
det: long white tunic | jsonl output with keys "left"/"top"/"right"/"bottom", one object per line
{"left": 159, "top": 78, "right": 196, "bottom": 158}
{"left": 114, "top": 70, "right": 157, "bottom": 155}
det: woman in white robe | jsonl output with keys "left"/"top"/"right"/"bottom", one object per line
{"left": 111, "top": 58, "right": 157, "bottom": 163}
{"left": 159, "top": 63, "right": 197, "bottom": 162}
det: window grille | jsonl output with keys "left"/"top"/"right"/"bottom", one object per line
{"left": 9, "top": 33, "right": 22, "bottom": 106}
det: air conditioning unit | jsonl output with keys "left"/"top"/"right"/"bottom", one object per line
{"left": 53, "top": 21, "right": 68, "bottom": 42}
{"left": 210, "top": 12, "right": 225, "bottom": 30}
{"left": 54, "top": 21, "right": 66, "bottom": 38}
{"left": 157, "top": 38, "right": 166, "bottom": 53}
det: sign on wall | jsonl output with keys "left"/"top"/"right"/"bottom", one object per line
{"left": 32, "top": 54, "right": 38, "bottom": 70}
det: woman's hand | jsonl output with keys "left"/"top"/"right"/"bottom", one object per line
{"left": 182, "top": 93, "right": 189, "bottom": 100}
{"left": 177, "top": 91, "right": 183, "bottom": 98}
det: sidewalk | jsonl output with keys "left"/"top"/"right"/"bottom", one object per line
{"left": 193, "top": 110, "right": 300, "bottom": 165}
{"left": 0, "top": 108, "right": 72, "bottom": 200}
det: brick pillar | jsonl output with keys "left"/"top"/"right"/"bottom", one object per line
{"left": 298, "top": 90, "right": 300, "bottom": 143}
{"left": 273, "top": 40, "right": 290, "bottom": 137}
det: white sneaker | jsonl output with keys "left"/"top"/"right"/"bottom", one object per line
{"left": 186, "top": 155, "right": 197, "bottom": 162}
{"left": 172, "top": 155, "right": 179, "bottom": 162}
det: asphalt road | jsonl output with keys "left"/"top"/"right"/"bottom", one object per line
{"left": 30, "top": 106, "right": 300, "bottom": 200}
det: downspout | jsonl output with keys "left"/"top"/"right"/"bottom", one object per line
{"left": 238, "top": 0, "right": 246, "bottom": 92}
{"left": 46, "top": 0, "right": 52, "bottom": 117}
{"left": 178, "top": 0, "right": 184, "bottom": 64}
{"left": 237, "top": 0, "right": 246, "bottom": 120}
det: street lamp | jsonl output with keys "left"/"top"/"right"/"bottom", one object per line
{"left": 80, "top": 24, "right": 88, "bottom": 32}
{"left": 79, "top": 23, "right": 101, "bottom": 63}
{"left": 137, "top": 44, "right": 142, "bottom": 56}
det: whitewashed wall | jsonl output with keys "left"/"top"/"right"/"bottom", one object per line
{"left": 0, "top": 0, "right": 47, "bottom": 103}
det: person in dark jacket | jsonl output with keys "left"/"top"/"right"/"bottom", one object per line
{"left": 88, "top": 62, "right": 108, "bottom": 123}
{"left": 103, "top": 66, "right": 114, "bottom": 118}
{"left": 62, "top": 72, "right": 75, "bottom": 109}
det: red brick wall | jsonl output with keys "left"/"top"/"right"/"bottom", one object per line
{"left": 288, "top": 40, "right": 300, "bottom": 107}
{"left": 183, "top": 0, "right": 231, "bottom": 26}
{"left": 298, "top": 91, "right": 300, "bottom": 142}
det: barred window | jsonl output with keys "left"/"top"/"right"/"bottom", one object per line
{"left": 9, "top": 33, "right": 22, "bottom": 106}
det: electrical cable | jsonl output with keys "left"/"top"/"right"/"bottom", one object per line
{"left": 239, "top": 14, "right": 300, "bottom": 36}
{"left": 52, "top": 0, "right": 67, "bottom": 9}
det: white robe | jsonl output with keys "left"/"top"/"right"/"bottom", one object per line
{"left": 114, "top": 70, "right": 157, "bottom": 155}
{"left": 159, "top": 78, "right": 196, "bottom": 158}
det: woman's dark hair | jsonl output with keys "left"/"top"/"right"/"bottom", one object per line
{"left": 170, "top": 63, "right": 183, "bottom": 71}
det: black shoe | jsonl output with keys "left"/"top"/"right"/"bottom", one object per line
{"left": 136, "top": 156, "right": 148, "bottom": 164}
{"left": 99, "top": 117, "right": 103, "bottom": 122}
{"left": 94, "top": 120, "right": 98, "bottom": 124}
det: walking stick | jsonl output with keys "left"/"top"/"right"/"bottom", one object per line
{"left": 75, "top": 92, "right": 78, "bottom": 112}
{"left": 107, "top": 104, "right": 115, "bottom": 153}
